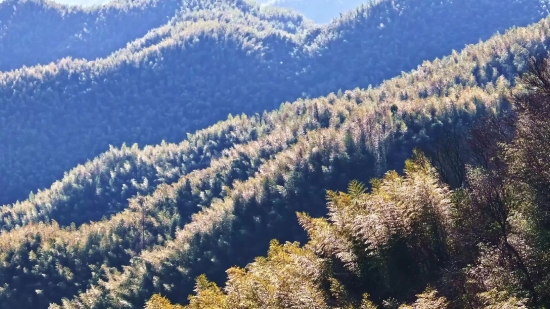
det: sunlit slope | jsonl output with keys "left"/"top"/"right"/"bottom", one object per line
{"left": 0, "top": 0, "right": 546, "bottom": 208}
{"left": 0, "top": 11, "right": 546, "bottom": 308}
{"left": 57, "top": 18, "right": 547, "bottom": 306}
{"left": 0, "top": 97, "right": 353, "bottom": 308}
{"left": 0, "top": 99, "right": 336, "bottom": 231}
{"left": 0, "top": 5, "right": 311, "bottom": 231}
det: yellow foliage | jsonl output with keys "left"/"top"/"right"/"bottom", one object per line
{"left": 183, "top": 240, "right": 330, "bottom": 309}
{"left": 186, "top": 275, "right": 228, "bottom": 309}
{"left": 478, "top": 289, "right": 528, "bottom": 309}
{"left": 145, "top": 294, "right": 185, "bottom": 309}
{"left": 398, "top": 287, "right": 449, "bottom": 309}
{"left": 360, "top": 293, "right": 378, "bottom": 309}
{"left": 302, "top": 150, "right": 453, "bottom": 265}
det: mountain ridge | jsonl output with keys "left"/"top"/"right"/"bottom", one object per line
{"left": 0, "top": 9, "right": 546, "bottom": 307}
{"left": 1, "top": 0, "right": 548, "bottom": 207}
{"left": 0, "top": 1, "right": 549, "bottom": 307}
{"left": 55, "top": 16, "right": 548, "bottom": 306}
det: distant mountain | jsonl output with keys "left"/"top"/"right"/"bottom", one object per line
{"left": 0, "top": 0, "right": 304, "bottom": 71}
{"left": 260, "top": 0, "right": 369, "bottom": 23}
{"left": 0, "top": 0, "right": 547, "bottom": 208}
{"left": 0, "top": 2, "right": 310, "bottom": 205}
{"left": 0, "top": 0, "right": 179, "bottom": 71}
{"left": 0, "top": 10, "right": 545, "bottom": 307}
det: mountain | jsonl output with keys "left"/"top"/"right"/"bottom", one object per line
{"left": 0, "top": 2, "right": 307, "bottom": 206}
{"left": 0, "top": 0, "right": 181, "bottom": 71}
{"left": 0, "top": 100, "right": 326, "bottom": 231}
{"left": 0, "top": 8, "right": 547, "bottom": 307}
{"left": 0, "top": 0, "right": 312, "bottom": 72}
{"left": 260, "top": 0, "right": 368, "bottom": 23}
{"left": 0, "top": 0, "right": 547, "bottom": 208}
{"left": 149, "top": 49, "right": 550, "bottom": 309}
{"left": 54, "top": 19, "right": 550, "bottom": 306}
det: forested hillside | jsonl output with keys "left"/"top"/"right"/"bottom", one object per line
{"left": 0, "top": 0, "right": 548, "bottom": 207}
{"left": 0, "top": 0, "right": 310, "bottom": 71}
{"left": 0, "top": 8, "right": 547, "bottom": 307}
{"left": 149, "top": 54, "right": 550, "bottom": 309}
{"left": 0, "top": 0, "right": 180, "bottom": 71}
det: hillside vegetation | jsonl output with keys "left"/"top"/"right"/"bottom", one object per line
{"left": 0, "top": 8, "right": 547, "bottom": 307}
{"left": 56, "top": 19, "right": 549, "bottom": 307}
{"left": 0, "top": 0, "right": 548, "bottom": 207}
{"left": 0, "top": 0, "right": 180, "bottom": 71}
{"left": 0, "top": 0, "right": 297, "bottom": 71}
{"left": 150, "top": 55, "right": 550, "bottom": 308}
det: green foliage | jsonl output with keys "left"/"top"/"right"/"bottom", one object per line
{"left": 136, "top": 28, "right": 550, "bottom": 309}
{"left": 347, "top": 179, "right": 367, "bottom": 199}
{"left": 0, "top": 0, "right": 547, "bottom": 207}
{"left": 1, "top": 1, "right": 550, "bottom": 308}
{"left": 163, "top": 153, "right": 452, "bottom": 308}
{"left": 399, "top": 288, "right": 449, "bottom": 309}
{"left": 146, "top": 294, "right": 186, "bottom": 309}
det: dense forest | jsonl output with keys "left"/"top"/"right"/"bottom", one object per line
{"left": 0, "top": 0, "right": 548, "bottom": 207}
{"left": 2, "top": 0, "right": 550, "bottom": 308}
{"left": 0, "top": 0, "right": 305, "bottom": 71}
{"left": 147, "top": 54, "right": 550, "bottom": 309}
{"left": 0, "top": 3, "right": 549, "bottom": 306}
{"left": 0, "top": 0, "right": 181, "bottom": 71}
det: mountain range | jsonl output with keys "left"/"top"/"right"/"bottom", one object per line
{"left": 1, "top": 0, "right": 550, "bottom": 308}
{"left": 0, "top": 0, "right": 547, "bottom": 208}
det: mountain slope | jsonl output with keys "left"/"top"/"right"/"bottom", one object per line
{"left": 56, "top": 19, "right": 545, "bottom": 305}
{"left": 0, "top": 0, "right": 311, "bottom": 71}
{"left": 302, "top": 0, "right": 548, "bottom": 94}
{"left": 0, "top": 11, "right": 302, "bottom": 205}
{"left": 0, "top": 11, "right": 546, "bottom": 308}
{"left": 0, "top": 0, "right": 181, "bottom": 71}
{"left": 0, "top": 97, "right": 352, "bottom": 307}
{"left": 0, "top": 97, "right": 335, "bottom": 231}
{"left": 152, "top": 57, "right": 550, "bottom": 309}
{"left": 1, "top": 0, "right": 547, "bottom": 207}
